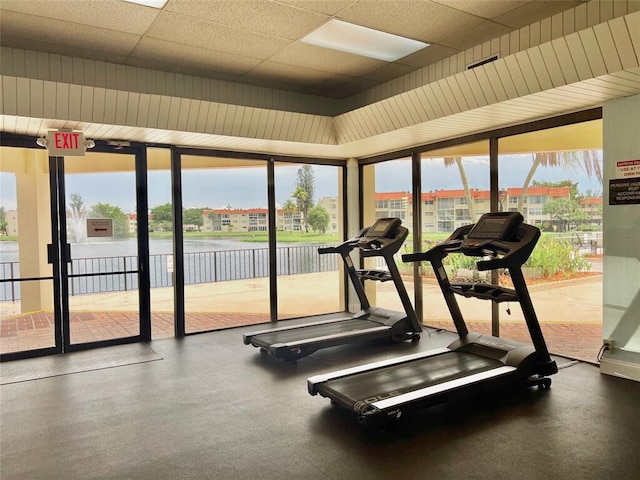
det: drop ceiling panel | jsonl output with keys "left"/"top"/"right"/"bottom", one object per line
{"left": 0, "top": 11, "right": 140, "bottom": 56}
{"left": 0, "top": 0, "right": 160, "bottom": 35}
{"left": 166, "top": 0, "right": 329, "bottom": 40}
{"left": 0, "top": 0, "right": 606, "bottom": 100}
{"left": 439, "top": 19, "right": 513, "bottom": 50}
{"left": 398, "top": 43, "right": 460, "bottom": 68}
{"left": 130, "top": 37, "right": 262, "bottom": 77}
{"left": 432, "top": 0, "right": 525, "bottom": 20}
{"left": 363, "top": 63, "right": 416, "bottom": 82}
{"left": 268, "top": 42, "right": 386, "bottom": 76}
{"left": 493, "top": 1, "right": 584, "bottom": 29}
{"left": 277, "top": 0, "right": 354, "bottom": 16}
{"left": 337, "top": 0, "right": 483, "bottom": 44}
{"left": 146, "top": 12, "right": 290, "bottom": 59}
{"left": 249, "top": 61, "right": 351, "bottom": 87}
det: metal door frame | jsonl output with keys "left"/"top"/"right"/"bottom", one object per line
{"left": 56, "top": 143, "right": 151, "bottom": 353}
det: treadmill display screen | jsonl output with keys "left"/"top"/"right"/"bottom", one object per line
{"left": 467, "top": 212, "right": 523, "bottom": 240}
{"left": 365, "top": 218, "right": 400, "bottom": 238}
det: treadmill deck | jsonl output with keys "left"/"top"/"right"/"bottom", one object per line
{"left": 315, "top": 351, "right": 502, "bottom": 413}
{"left": 249, "top": 317, "right": 389, "bottom": 349}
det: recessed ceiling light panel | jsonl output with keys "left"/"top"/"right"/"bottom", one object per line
{"left": 301, "top": 19, "right": 429, "bottom": 62}
{"left": 122, "top": 0, "right": 168, "bottom": 9}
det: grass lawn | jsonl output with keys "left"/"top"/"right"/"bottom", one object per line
{"left": 150, "top": 230, "right": 338, "bottom": 244}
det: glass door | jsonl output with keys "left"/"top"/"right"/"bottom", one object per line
{"left": 58, "top": 147, "right": 150, "bottom": 350}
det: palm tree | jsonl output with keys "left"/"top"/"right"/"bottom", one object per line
{"left": 282, "top": 199, "right": 297, "bottom": 232}
{"left": 444, "top": 157, "right": 477, "bottom": 222}
{"left": 0, "top": 206, "right": 7, "bottom": 235}
{"left": 517, "top": 150, "right": 602, "bottom": 213}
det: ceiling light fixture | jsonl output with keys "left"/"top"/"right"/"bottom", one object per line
{"left": 301, "top": 19, "right": 429, "bottom": 62}
{"left": 122, "top": 0, "right": 168, "bottom": 9}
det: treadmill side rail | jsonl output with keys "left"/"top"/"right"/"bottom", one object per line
{"left": 370, "top": 366, "right": 516, "bottom": 412}
{"left": 308, "top": 348, "right": 450, "bottom": 395}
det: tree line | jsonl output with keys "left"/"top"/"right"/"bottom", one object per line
{"left": 63, "top": 165, "right": 331, "bottom": 242}
{"left": 62, "top": 153, "right": 602, "bottom": 242}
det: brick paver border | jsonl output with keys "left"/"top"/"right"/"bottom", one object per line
{"left": 1, "top": 311, "right": 601, "bottom": 364}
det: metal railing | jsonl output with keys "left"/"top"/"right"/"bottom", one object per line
{"left": 0, "top": 245, "right": 339, "bottom": 301}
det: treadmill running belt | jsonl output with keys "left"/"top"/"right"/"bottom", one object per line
{"left": 317, "top": 352, "right": 502, "bottom": 411}
{"left": 251, "top": 318, "right": 387, "bottom": 348}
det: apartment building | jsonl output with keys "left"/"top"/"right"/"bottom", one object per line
{"left": 3, "top": 210, "right": 18, "bottom": 236}
{"left": 276, "top": 208, "right": 302, "bottom": 232}
{"left": 579, "top": 197, "right": 604, "bottom": 226}
{"left": 202, "top": 208, "right": 268, "bottom": 232}
{"left": 317, "top": 197, "right": 339, "bottom": 234}
{"left": 375, "top": 186, "right": 574, "bottom": 232}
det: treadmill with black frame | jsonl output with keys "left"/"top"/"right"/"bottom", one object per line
{"left": 308, "top": 212, "right": 557, "bottom": 427}
{"left": 243, "top": 217, "right": 422, "bottom": 362}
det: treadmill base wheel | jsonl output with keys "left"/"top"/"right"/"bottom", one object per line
{"left": 391, "top": 333, "right": 420, "bottom": 343}
{"left": 523, "top": 376, "right": 552, "bottom": 390}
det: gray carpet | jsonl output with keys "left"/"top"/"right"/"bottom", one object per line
{"left": 0, "top": 343, "right": 162, "bottom": 384}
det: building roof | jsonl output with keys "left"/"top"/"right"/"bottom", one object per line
{"left": 506, "top": 186, "right": 571, "bottom": 197}
{"left": 203, "top": 208, "right": 268, "bottom": 215}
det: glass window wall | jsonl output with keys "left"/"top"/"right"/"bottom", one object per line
{"left": 275, "top": 163, "right": 343, "bottom": 320}
{"left": 420, "top": 142, "right": 492, "bottom": 333}
{"left": 180, "top": 157, "right": 270, "bottom": 334}
{"left": 498, "top": 120, "right": 603, "bottom": 362}
{"left": 363, "top": 157, "right": 414, "bottom": 315}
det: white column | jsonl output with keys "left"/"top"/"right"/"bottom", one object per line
{"left": 601, "top": 93, "right": 640, "bottom": 381}
{"left": 15, "top": 148, "right": 54, "bottom": 312}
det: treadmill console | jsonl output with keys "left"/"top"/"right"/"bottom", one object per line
{"left": 363, "top": 217, "right": 402, "bottom": 239}
{"left": 461, "top": 212, "right": 523, "bottom": 254}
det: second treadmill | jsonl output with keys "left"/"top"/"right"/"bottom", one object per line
{"left": 243, "top": 217, "right": 422, "bottom": 362}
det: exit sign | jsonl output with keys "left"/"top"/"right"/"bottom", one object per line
{"left": 46, "top": 130, "right": 86, "bottom": 156}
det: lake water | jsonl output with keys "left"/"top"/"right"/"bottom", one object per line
{"left": 0, "top": 237, "right": 339, "bottom": 300}
{"left": 0, "top": 237, "right": 269, "bottom": 263}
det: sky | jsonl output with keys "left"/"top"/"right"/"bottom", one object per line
{"left": 0, "top": 155, "right": 603, "bottom": 213}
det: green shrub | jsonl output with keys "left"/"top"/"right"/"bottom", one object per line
{"left": 525, "top": 235, "right": 591, "bottom": 278}
{"left": 400, "top": 234, "right": 591, "bottom": 280}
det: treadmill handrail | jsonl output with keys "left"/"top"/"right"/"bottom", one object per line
{"left": 402, "top": 223, "right": 539, "bottom": 272}
{"left": 474, "top": 224, "right": 540, "bottom": 271}
{"left": 318, "top": 220, "right": 408, "bottom": 258}
{"left": 401, "top": 224, "right": 472, "bottom": 264}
